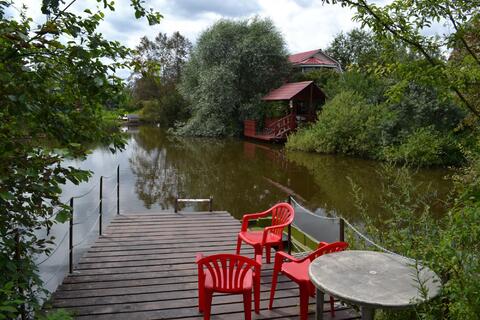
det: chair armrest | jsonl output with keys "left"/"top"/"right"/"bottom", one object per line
{"left": 275, "top": 250, "right": 300, "bottom": 262}
{"left": 317, "top": 242, "right": 329, "bottom": 249}
{"left": 241, "top": 210, "right": 272, "bottom": 231}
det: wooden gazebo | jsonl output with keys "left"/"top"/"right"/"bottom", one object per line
{"left": 244, "top": 81, "right": 325, "bottom": 142}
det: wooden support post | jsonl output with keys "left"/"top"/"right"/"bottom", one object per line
{"left": 116, "top": 165, "right": 120, "bottom": 215}
{"left": 69, "top": 197, "right": 74, "bottom": 274}
{"left": 339, "top": 218, "right": 345, "bottom": 242}
{"left": 99, "top": 176, "right": 103, "bottom": 236}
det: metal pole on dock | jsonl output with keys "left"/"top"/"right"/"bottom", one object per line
{"left": 174, "top": 197, "right": 178, "bottom": 213}
{"left": 209, "top": 196, "right": 213, "bottom": 212}
{"left": 116, "top": 165, "right": 120, "bottom": 215}
{"left": 339, "top": 218, "right": 345, "bottom": 242}
{"left": 69, "top": 197, "right": 74, "bottom": 274}
{"left": 99, "top": 176, "right": 103, "bottom": 236}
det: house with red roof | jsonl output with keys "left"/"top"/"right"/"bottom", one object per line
{"left": 244, "top": 81, "right": 325, "bottom": 142}
{"left": 289, "top": 49, "right": 342, "bottom": 72}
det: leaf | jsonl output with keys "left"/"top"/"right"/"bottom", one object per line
{"left": 55, "top": 209, "right": 71, "bottom": 223}
{"left": 0, "top": 192, "right": 14, "bottom": 201}
{"left": 0, "top": 306, "right": 17, "bottom": 312}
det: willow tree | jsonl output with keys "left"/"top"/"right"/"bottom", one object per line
{"left": 178, "top": 18, "right": 290, "bottom": 137}
{"left": 0, "top": 1, "right": 161, "bottom": 318}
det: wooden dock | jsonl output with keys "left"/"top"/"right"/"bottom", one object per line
{"left": 48, "top": 212, "right": 359, "bottom": 319}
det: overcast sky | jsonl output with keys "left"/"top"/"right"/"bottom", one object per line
{"left": 8, "top": 0, "right": 450, "bottom": 78}
{"left": 9, "top": 0, "right": 391, "bottom": 53}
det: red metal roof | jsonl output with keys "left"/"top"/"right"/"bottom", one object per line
{"left": 288, "top": 49, "right": 319, "bottom": 64}
{"left": 302, "top": 57, "right": 335, "bottom": 65}
{"left": 288, "top": 49, "right": 338, "bottom": 66}
{"left": 262, "top": 81, "right": 315, "bottom": 100}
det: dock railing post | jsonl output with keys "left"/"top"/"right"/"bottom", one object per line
{"left": 209, "top": 196, "right": 213, "bottom": 212}
{"left": 287, "top": 195, "right": 292, "bottom": 254}
{"left": 174, "top": 197, "right": 178, "bottom": 213}
{"left": 116, "top": 165, "right": 120, "bottom": 215}
{"left": 339, "top": 218, "right": 345, "bottom": 242}
{"left": 99, "top": 176, "right": 103, "bottom": 236}
{"left": 69, "top": 197, "right": 74, "bottom": 274}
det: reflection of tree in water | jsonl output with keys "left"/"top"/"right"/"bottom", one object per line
{"left": 129, "top": 127, "right": 180, "bottom": 209}
{"left": 127, "top": 126, "right": 451, "bottom": 222}
{"left": 128, "top": 127, "right": 294, "bottom": 217}
{"left": 165, "top": 135, "right": 288, "bottom": 218}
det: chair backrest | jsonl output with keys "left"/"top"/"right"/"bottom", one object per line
{"left": 197, "top": 254, "right": 260, "bottom": 292}
{"left": 269, "top": 202, "right": 294, "bottom": 237}
{"left": 308, "top": 241, "right": 349, "bottom": 262}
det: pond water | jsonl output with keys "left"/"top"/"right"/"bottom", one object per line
{"left": 39, "top": 125, "right": 452, "bottom": 292}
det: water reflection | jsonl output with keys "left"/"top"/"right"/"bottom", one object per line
{"left": 123, "top": 126, "right": 451, "bottom": 221}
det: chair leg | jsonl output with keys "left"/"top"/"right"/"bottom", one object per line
{"left": 299, "top": 284, "right": 310, "bottom": 320}
{"left": 243, "top": 290, "right": 252, "bottom": 320}
{"left": 204, "top": 291, "right": 213, "bottom": 320}
{"left": 236, "top": 236, "right": 242, "bottom": 255}
{"left": 330, "top": 295, "right": 335, "bottom": 317}
{"left": 254, "top": 277, "right": 260, "bottom": 314}
{"left": 254, "top": 245, "right": 262, "bottom": 263}
{"left": 269, "top": 257, "right": 281, "bottom": 309}
{"left": 198, "top": 285, "right": 204, "bottom": 312}
{"left": 266, "top": 245, "right": 271, "bottom": 264}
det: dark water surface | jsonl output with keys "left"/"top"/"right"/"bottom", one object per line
{"left": 39, "top": 125, "right": 452, "bottom": 292}
{"left": 63, "top": 126, "right": 451, "bottom": 219}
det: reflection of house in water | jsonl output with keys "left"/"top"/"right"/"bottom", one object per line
{"left": 244, "top": 81, "right": 325, "bottom": 142}
{"left": 243, "top": 141, "right": 289, "bottom": 171}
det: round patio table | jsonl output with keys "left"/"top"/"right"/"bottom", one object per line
{"left": 308, "top": 250, "right": 441, "bottom": 320}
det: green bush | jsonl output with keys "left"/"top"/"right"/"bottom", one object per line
{"left": 383, "top": 127, "right": 461, "bottom": 166}
{"left": 140, "top": 89, "right": 190, "bottom": 128}
{"left": 286, "top": 91, "right": 395, "bottom": 158}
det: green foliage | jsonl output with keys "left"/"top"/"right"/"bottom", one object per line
{"left": 0, "top": 1, "right": 161, "bottom": 318}
{"left": 179, "top": 17, "right": 290, "bottom": 136}
{"left": 129, "top": 31, "right": 192, "bottom": 126}
{"left": 383, "top": 127, "right": 460, "bottom": 166}
{"left": 325, "top": 28, "right": 380, "bottom": 70}
{"left": 140, "top": 89, "right": 190, "bottom": 128}
{"left": 349, "top": 158, "right": 480, "bottom": 319}
{"left": 37, "top": 309, "right": 73, "bottom": 320}
{"left": 387, "top": 84, "right": 465, "bottom": 136}
{"left": 286, "top": 91, "right": 395, "bottom": 158}
{"left": 290, "top": 69, "right": 340, "bottom": 98}
{"left": 323, "top": 0, "right": 480, "bottom": 119}
{"left": 177, "top": 65, "right": 241, "bottom": 136}
{"left": 324, "top": 70, "right": 388, "bottom": 104}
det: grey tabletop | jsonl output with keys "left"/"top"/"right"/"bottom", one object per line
{"left": 308, "top": 250, "right": 441, "bottom": 309}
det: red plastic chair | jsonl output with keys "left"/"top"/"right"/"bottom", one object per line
{"left": 236, "top": 203, "right": 294, "bottom": 264}
{"left": 196, "top": 253, "right": 261, "bottom": 320}
{"left": 269, "top": 241, "right": 349, "bottom": 320}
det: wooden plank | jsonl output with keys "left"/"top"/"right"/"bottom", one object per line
{"left": 83, "top": 244, "right": 249, "bottom": 258}
{"left": 59, "top": 269, "right": 281, "bottom": 291}
{"left": 70, "top": 297, "right": 353, "bottom": 320}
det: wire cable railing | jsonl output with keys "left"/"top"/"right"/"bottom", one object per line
{"left": 36, "top": 165, "right": 121, "bottom": 282}
{"left": 288, "top": 195, "right": 414, "bottom": 262}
